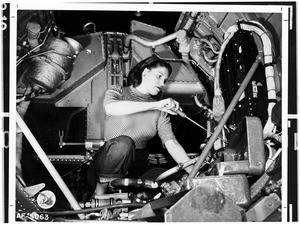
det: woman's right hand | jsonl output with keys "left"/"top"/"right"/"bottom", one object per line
{"left": 156, "top": 98, "right": 182, "bottom": 115}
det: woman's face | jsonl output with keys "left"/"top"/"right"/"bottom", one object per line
{"left": 141, "top": 66, "right": 169, "bottom": 95}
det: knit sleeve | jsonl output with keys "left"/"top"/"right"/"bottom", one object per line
{"left": 157, "top": 112, "right": 176, "bottom": 145}
{"left": 103, "top": 84, "right": 123, "bottom": 110}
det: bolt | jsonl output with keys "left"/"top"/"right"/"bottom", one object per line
{"left": 267, "top": 201, "right": 274, "bottom": 208}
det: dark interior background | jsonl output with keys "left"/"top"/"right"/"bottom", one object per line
{"left": 54, "top": 10, "right": 181, "bottom": 36}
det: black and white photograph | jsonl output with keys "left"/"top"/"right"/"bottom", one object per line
{"left": 0, "top": 0, "right": 298, "bottom": 223}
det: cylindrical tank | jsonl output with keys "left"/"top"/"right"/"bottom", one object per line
{"left": 24, "top": 37, "right": 82, "bottom": 93}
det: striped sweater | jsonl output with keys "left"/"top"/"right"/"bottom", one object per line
{"left": 103, "top": 85, "right": 176, "bottom": 149}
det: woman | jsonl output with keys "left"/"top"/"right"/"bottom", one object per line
{"left": 88, "top": 55, "right": 193, "bottom": 195}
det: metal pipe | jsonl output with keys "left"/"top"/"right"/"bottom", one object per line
{"left": 123, "top": 30, "right": 185, "bottom": 56}
{"left": 188, "top": 53, "right": 263, "bottom": 178}
{"left": 199, "top": 38, "right": 220, "bottom": 54}
{"left": 156, "top": 157, "right": 199, "bottom": 182}
{"left": 194, "top": 95, "right": 213, "bottom": 120}
{"left": 61, "top": 142, "right": 85, "bottom": 146}
{"left": 44, "top": 203, "right": 145, "bottom": 216}
{"left": 16, "top": 112, "right": 85, "bottom": 219}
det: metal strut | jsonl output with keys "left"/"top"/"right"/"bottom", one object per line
{"left": 16, "top": 112, "right": 85, "bottom": 219}
{"left": 188, "top": 52, "right": 263, "bottom": 178}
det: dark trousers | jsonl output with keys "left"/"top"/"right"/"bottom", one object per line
{"left": 87, "top": 135, "right": 150, "bottom": 189}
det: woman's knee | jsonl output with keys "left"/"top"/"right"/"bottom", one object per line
{"left": 91, "top": 135, "right": 135, "bottom": 177}
{"left": 111, "top": 135, "right": 135, "bottom": 153}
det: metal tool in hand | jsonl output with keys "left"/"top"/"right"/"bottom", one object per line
{"left": 171, "top": 108, "right": 227, "bottom": 143}
{"left": 170, "top": 108, "right": 208, "bottom": 132}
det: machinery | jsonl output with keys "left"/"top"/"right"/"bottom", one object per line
{"left": 14, "top": 5, "right": 286, "bottom": 222}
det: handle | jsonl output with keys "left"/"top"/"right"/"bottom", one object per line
{"left": 170, "top": 108, "right": 186, "bottom": 118}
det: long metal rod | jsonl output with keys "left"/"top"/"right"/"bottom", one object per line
{"left": 184, "top": 116, "right": 227, "bottom": 143}
{"left": 188, "top": 53, "right": 263, "bottom": 178}
{"left": 185, "top": 116, "right": 207, "bottom": 132}
{"left": 171, "top": 109, "right": 227, "bottom": 143}
{"left": 16, "top": 112, "right": 85, "bottom": 219}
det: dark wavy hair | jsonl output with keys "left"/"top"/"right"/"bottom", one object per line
{"left": 127, "top": 55, "right": 172, "bottom": 87}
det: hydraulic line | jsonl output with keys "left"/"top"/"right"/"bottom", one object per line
{"left": 188, "top": 53, "right": 263, "bottom": 178}
{"left": 156, "top": 157, "right": 198, "bottom": 182}
{"left": 194, "top": 96, "right": 213, "bottom": 120}
{"left": 214, "top": 21, "right": 277, "bottom": 134}
{"left": 199, "top": 38, "right": 220, "bottom": 54}
{"left": 123, "top": 30, "right": 186, "bottom": 57}
{"left": 43, "top": 203, "right": 145, "bottom": 216}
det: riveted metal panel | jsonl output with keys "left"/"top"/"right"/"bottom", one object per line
{"left": 183, "top": 174, "right": 251, "bottom": 208}
{"left": 165, "top": 186, "right": 245, "bottom": 222}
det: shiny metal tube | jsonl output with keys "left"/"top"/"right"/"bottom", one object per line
{"left": 188, "top": 53, "right": 263, "bottom": 178}
{"left": 45, "top": 203, "right": 145, "bottom": 216}
{"left": 123, "top": 30, "right": 185, "bottom": 56}
{"left": 16, "top": 112, "right": 85, "bottom": 219}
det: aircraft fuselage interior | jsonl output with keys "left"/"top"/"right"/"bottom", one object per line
{"left": 14, "top": 5, "right": 287, "bottom": 222}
